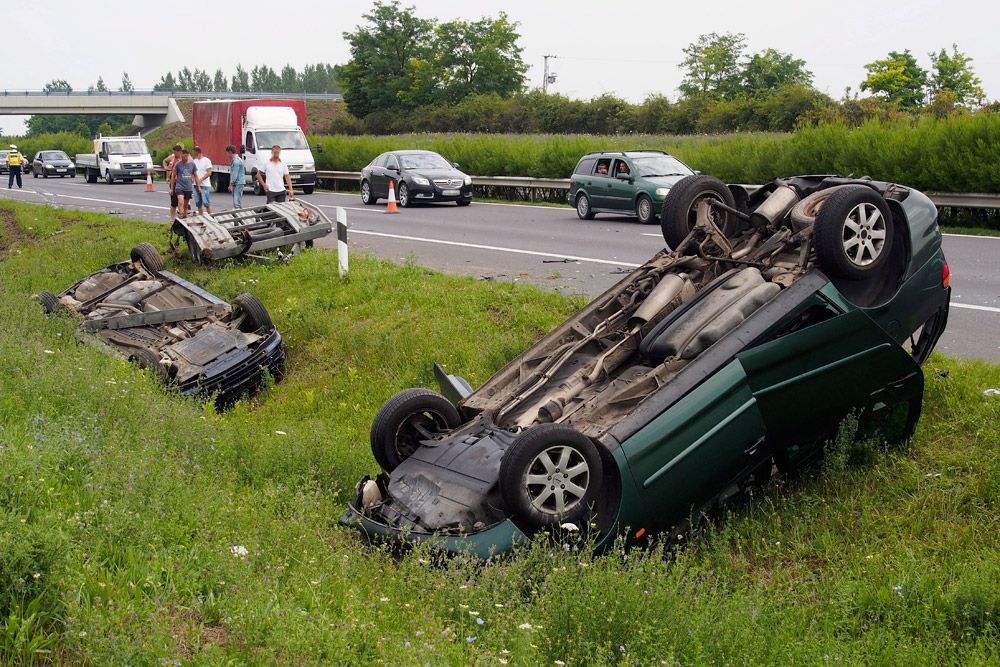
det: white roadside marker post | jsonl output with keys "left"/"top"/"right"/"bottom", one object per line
{"left": 336, "top": 206, "right": 349, "bottom": 278}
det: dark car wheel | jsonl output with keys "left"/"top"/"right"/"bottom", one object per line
{"left": 38, "top": 290, "right": 60, "bottom": 314}
{"left": 456, "top": 200, "right": 471, "bottom": 207}
{"left": 499, "top": 423, "right": 603, "bottom": 531}
{"left": 398, "top": 182, "right": 411, "bottom": 208}
{"left": 575, "top": 192, "right": 595, "bottom": 220}
{"left": 636, "top": 194, "right": 654, "bottom": 225}
{"left": 302, "top": 185, "right": 314, "bottom": 195}
{"left": 908, "top": 303, "right": 949, "bottom": 365}
{"left": 361, "top": 180, "right": 378, "bottom": 205}
{"left": 32, "top": 169, "right": 38, "bottom": 179}
{"left": 233, "top": 293, "right": 274, "bottom": 333}
{"left": 128, "top": 348, "right": 169, "bottom": 380}
{"left": 813, "top": 186, "right": 894, "bottom": 280}
{"left": 660, "top": 175, "right": 736, "bottom": 250}
{"left": 370, "top": 388, "right": 461, "bottom": 472}
{"left": 130, "top": 242, "right": 165, "bottom": 275}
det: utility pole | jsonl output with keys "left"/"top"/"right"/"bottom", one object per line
{"left": 542, "top": 55, "right": 557, "bottom": 94}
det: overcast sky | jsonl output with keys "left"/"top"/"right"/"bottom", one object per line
{"left": 5, "top": 0, "right": 998, "bottom": 133}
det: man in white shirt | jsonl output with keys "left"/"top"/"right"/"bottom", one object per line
{"left": 256, "top": 145, "right": 295, "bottom": 204}
{"left": 192, "top": 145, "right": 214, "bottom": 215}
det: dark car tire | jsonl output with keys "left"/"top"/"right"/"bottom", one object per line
{"left": 302, "top": 185, "right": 314, "bottom": 195}
{"left": 370, "top": 388, "right": 462, "bottom": 472}
{"left": 909, "top": 303, "right": 949, "bottom": 365}
{"left": 105, "top": 171, "right": 114, "bottom": 184}
{"left": 32, "top": 169, "right": 38, "bottom": 179}
{"left": 233, "top": 293, "right": 274, "bottom": 333}
{"left": 398, "top": 182, "right": 411, "bottom": 208}
{"left": 575, "top": 192, "right": 596, "bottom": 220}
{"left": 660, "top": 175, "right": 736, "bottom": 250}
{"left": 70, "top": 172, "right": 75, "bottom": 178}
{"left": 130, "top": 242, "right": 165, "bottom": 275}
{"left": 456, "top": 200, "right": 471, "bottom": 207}
{"left": 636, "top": 194, "right": 655, "bottom": 225}
{"left": 38, "top": 290, "right": 60, "bottom": 314}
{"left": 361, "top": 180, "right": 378, "bottom": 205}
{"left": 128, "top": 348, "right": 169, "bottom": 380}
{"left": 499, "top": 423, "right": 603, "bottom": 531}
{"left": 86, "top": 169, "right": 98, "bottom": 184}
{"left": 813, "top": 186, "right": 894, "bottom": 280}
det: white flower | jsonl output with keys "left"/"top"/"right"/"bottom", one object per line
{"left": 230, "top": 545, "right": 249, "bottom": 558}
{"left": 275, "top": 430, "right": 287, "bottom": 436}
{"left": 518, "top": 623, "right": 533, "bottom": 630}
{"left": 44, "top": 349, "right": 55, "bottom": 355}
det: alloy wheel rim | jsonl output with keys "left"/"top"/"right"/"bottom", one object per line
{"left": 639, "top": 198, "right": 651, "bottom": 220}
{"left": 524, "top": 445, "right": 590, "bottom": 515}
{"left": 842, "top": 203, "right": 886, "bottom": 266}
{"left": 577, "top": 195, "right": 589, "bottom": 216}
{"left": 361, "top": 182, "right": 370, "bottom": 202}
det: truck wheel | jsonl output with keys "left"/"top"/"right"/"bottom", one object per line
{"left": 233, "top": 293, "right": 274, "bottom": 333}
{"left": 130, "top": 242, "right": 165, "bottom": 275}
{"left": 370, "top": 388, "right": 461, "bottom": 472}
{"left": 813, "top": 186, "right": 894, "bottom": 280}
{"left": 38, "top": 290, "right": 60, "bottom": 314}
{"left": 499, "top": 423, "right": 603, "bottom": 532}
{"left": 660, "top": 175, "right": 736, "bottom": 249}
{"left": 301, "top": 185, "right": 314, "bottom": 195}
{"left": 105, "top": 170, "right": 114, "bottom": 184}
{"left": 86, "top": 169, "right": 97, "bottom": 184}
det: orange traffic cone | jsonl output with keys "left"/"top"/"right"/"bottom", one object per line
{"left": 385, "top": 179, "right": 399, "bottom": 214}
{"left": 145, "top": 165, "right": 154, "bottom": 192}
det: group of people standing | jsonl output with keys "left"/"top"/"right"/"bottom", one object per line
{"left": 163, "top": 143, "right": 296, "bottom": 224}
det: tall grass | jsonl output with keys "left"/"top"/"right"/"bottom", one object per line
{"left": 1, "top": 200, "right": 998, "bottom": 664}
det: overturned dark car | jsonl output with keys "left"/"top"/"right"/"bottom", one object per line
{"left": 36, "top": 243, "right": 284, "bottom": 406}
{"left": 343, "top": 174, "right": 951, "bottom": 557}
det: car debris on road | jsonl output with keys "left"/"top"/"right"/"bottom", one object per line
{"left": 343, "top": 173, "right": 951, "bottom": 558}
{"left": 36, "top": 243, "right": 284, "bottom": 407}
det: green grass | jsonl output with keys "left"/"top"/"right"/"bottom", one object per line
{"left": 1, "top": 200, "right": 999, "bottom": 665}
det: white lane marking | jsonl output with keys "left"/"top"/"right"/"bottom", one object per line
{"left": 47, "top": 193, "right": 167, "bottom": 210}
{"left": 316, "top": 203, "right": 377, "bottom": 215}
{"left": 640, "top": 233, "right": 661, "bottom": 237}
{"left": 351, "top": 229, "right": 641, "bottom": 268}
{"left": 943, "top": 232, "right": 1000, "bottom": 240}
{"left": 951, "top": 303, "right": 1000, "bottom": 314}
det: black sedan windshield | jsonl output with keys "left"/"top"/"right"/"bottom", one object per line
{"left": 41, "top": 151, "right": 70, "bottom": 161}
{"left": 400, "top": 153, "right": 452, "bottom": 170}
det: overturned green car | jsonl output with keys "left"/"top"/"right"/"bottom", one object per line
{"left": 343, "top": 174, "right": 951, "bottom": 558}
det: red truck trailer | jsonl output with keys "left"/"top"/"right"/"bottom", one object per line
{"left": 192, "top": 99, "right": 316, "bottom": 195}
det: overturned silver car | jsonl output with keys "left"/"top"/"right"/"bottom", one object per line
{"left": 37, "top": 243, "right": 284, "bottom": 406}
{"left": 172, "top": 200, "right": 332, "bottom": 263}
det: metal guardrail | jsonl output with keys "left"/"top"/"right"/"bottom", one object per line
{"left": 315, "top": 171, "right": 1000, "bottom": 209}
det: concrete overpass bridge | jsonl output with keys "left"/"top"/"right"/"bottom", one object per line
{"left": 0, "top": 90, "right": 343, "bottom": 131}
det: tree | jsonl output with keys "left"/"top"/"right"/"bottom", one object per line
{"left": 43, "top": 79, "right": 72, "bottom": 93}
{"left": 75, "top": 122, "right": 91, "bottom": 137}
{"left": 860, "top": 50, "right": 928, "bottom": 109}
{"left": 433, "top": 13, "right": 527, "bottom": 104}
{"left": 250, "top": 65, "right": 280, "bottom": 91}
{"left": 192, "top": 68, "right": 212, "bottom": 92}
{"left": 928, "top": 44, "right": 984, "bottom": 107}
{"left": 212, "top": 69, "right": 228, "bottom": 92}
{"left": 339, "top": 2, "right": 435, "bottom": 116}
{"left": 88, "top": 76, "right": 109, "bottom": 93}
{"left": 678, "top": 32, "right": 747, "bottom": 100}
{"left": 280, "top": 65, "right": 300, "bottom": 92}
{"left": 153, "top": 72, "right": 178, "bottom": 91}
{"left": 231, "top": 65, "right": 250, "bottom": 92}
{"left": 119, "top": 72, "right": 134, "bottom": 92}
{"left": 742, "top": 49, "right": 813, "bottom": 97}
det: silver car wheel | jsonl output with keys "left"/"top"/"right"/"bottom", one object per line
{"left": 524, "top": 445, "right": 590, "bottom": 515}
{"left": 361, "top": 181, "right": 371, "bottom": 203}
{"left": 842, "top": 202, "right": 887, "bottom": 266}
{"left": 637, "top": 196, "right": 652, "bottom": 222}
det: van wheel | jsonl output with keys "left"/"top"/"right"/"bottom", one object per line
{"left": 86, "top": 169, "right": 98, "bottom": 183}
{"left": 301, "top": 185, "right": 314, "bottom": 195}
{"left": 105, "top": 171, "right": 114, "bottom": 184}
{"left": 575, "top": 192, "right": 595, "bottom": 220}
{"left": 813, "top": 186, "right": 894, "bottom": 280}
{"left": 499, "top": 424, "right": 603, "bottom": 531}
{"left": 370, "top": 388, "right": 461, "bottom": 472}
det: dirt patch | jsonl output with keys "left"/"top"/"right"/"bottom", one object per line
{"left": 0, "top": 207, "right": 25, "bottom": 258}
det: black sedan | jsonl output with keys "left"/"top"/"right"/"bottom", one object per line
{"left": 32, "top": 150, "right": 76, "bottom": 178}
{"left": 361, "top": 150, "right": 472, "bottom": 207}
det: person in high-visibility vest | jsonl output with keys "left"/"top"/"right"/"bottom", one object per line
{"left": 7, "top": 144, "right": 24, "bottom": 189}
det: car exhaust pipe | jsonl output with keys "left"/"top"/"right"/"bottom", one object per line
{"left": 629, "top": 274, "right": 688, "bottom": 330}
{"left": 750, "top": 184, "right": 800, "bottom": 230}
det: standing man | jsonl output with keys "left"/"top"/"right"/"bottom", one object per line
{"left": 164, "top": 143, "right": 183, "bottom": 223}
{"left": 173, "top": 149, "right": 197, "bottom": 219}
{"left": 191, "top": 146, "right": 213, "bottom": 215}
{"left": 226, "top": 144, "right": 245, "bottom": 209}
{"left": 7, "top": 144, "right": 23, "bottom": 189}
{"left": 255, "top": 145, "right": 294, "bottom": 204}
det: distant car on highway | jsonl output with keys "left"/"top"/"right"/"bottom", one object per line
{"left": 361, "top": 150, "right": 472, "bottom": 207}
{"left": 570, "top": 151, "right": 696, "bottom": 224}
{"left": 32, "top": 150, "right": 76, "bottom": 178}
{"left": 0, "top": 149, "right": 26, "bottom": 175}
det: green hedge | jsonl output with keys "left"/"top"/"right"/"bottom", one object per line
{"left": 0, "top": 132, "right": 93, "bottom": 162}
{"left": 310, "top": 113, "right": 1000, "bottom": 193}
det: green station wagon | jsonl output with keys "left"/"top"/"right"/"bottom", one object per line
{"left": 344, "top": 174, "right": 951, "bottom": 558}
{"left": 570, "top": 151, "right": 696, "bottom": 224}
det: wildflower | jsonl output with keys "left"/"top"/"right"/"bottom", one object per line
{"left": 44, "top": 349, "right": 55, "bottom": 355}
{"left": 230, "top": 545, "right": 249, "bottom": 558}
{"left": 555, "top": 661, "right": 566, "bottom": 666}
{"left": 518, "top": 622, "right": 533, "bottom": 630}
{"left": 476, "top": 617, "right": 484, "bottom": 625}
{"left": 893, "top": 585, "right": 904, "bottom": 598}
{"left": 33, "top": 573, "right": 41, "bottom": 579}
{"left": 275, "top": 430, "right": 287, "bottom": 436}
{"left": 499, "top": 660, "right": 508, "bottom": 665}
{"left": 466, "top": 636, "right": 476, "bottom": 644}
{"left": 380, "top": 596, "right": 389, "bottom": 602}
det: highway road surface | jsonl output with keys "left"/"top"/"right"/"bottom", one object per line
{"left": 3, "top": 178, "right": 998, "bottom": 362}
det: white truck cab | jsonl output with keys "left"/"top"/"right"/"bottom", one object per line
{"left": 76, "top": 135, "right": 154, "bottom": 184}
{"left": 241, "top": 107, "right": 317, "bottom": 195}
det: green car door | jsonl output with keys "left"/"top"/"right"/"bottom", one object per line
{"left": 607, "top": 159, "right": 636, "bottom": 211}
{"left": 618, "top": 360, "right": 768, "bottom": 530}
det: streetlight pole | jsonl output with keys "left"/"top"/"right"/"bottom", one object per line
{"left": 543, "top": 55, "right": 557, "bottom": 94}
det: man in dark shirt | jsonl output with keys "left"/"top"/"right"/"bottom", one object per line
{"left": 173, "top": 149, "right": 197, "bottom": 219}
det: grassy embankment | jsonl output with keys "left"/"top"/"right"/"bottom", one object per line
{"left": 1, "top": 200, "right": 999, "bottom": 665}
